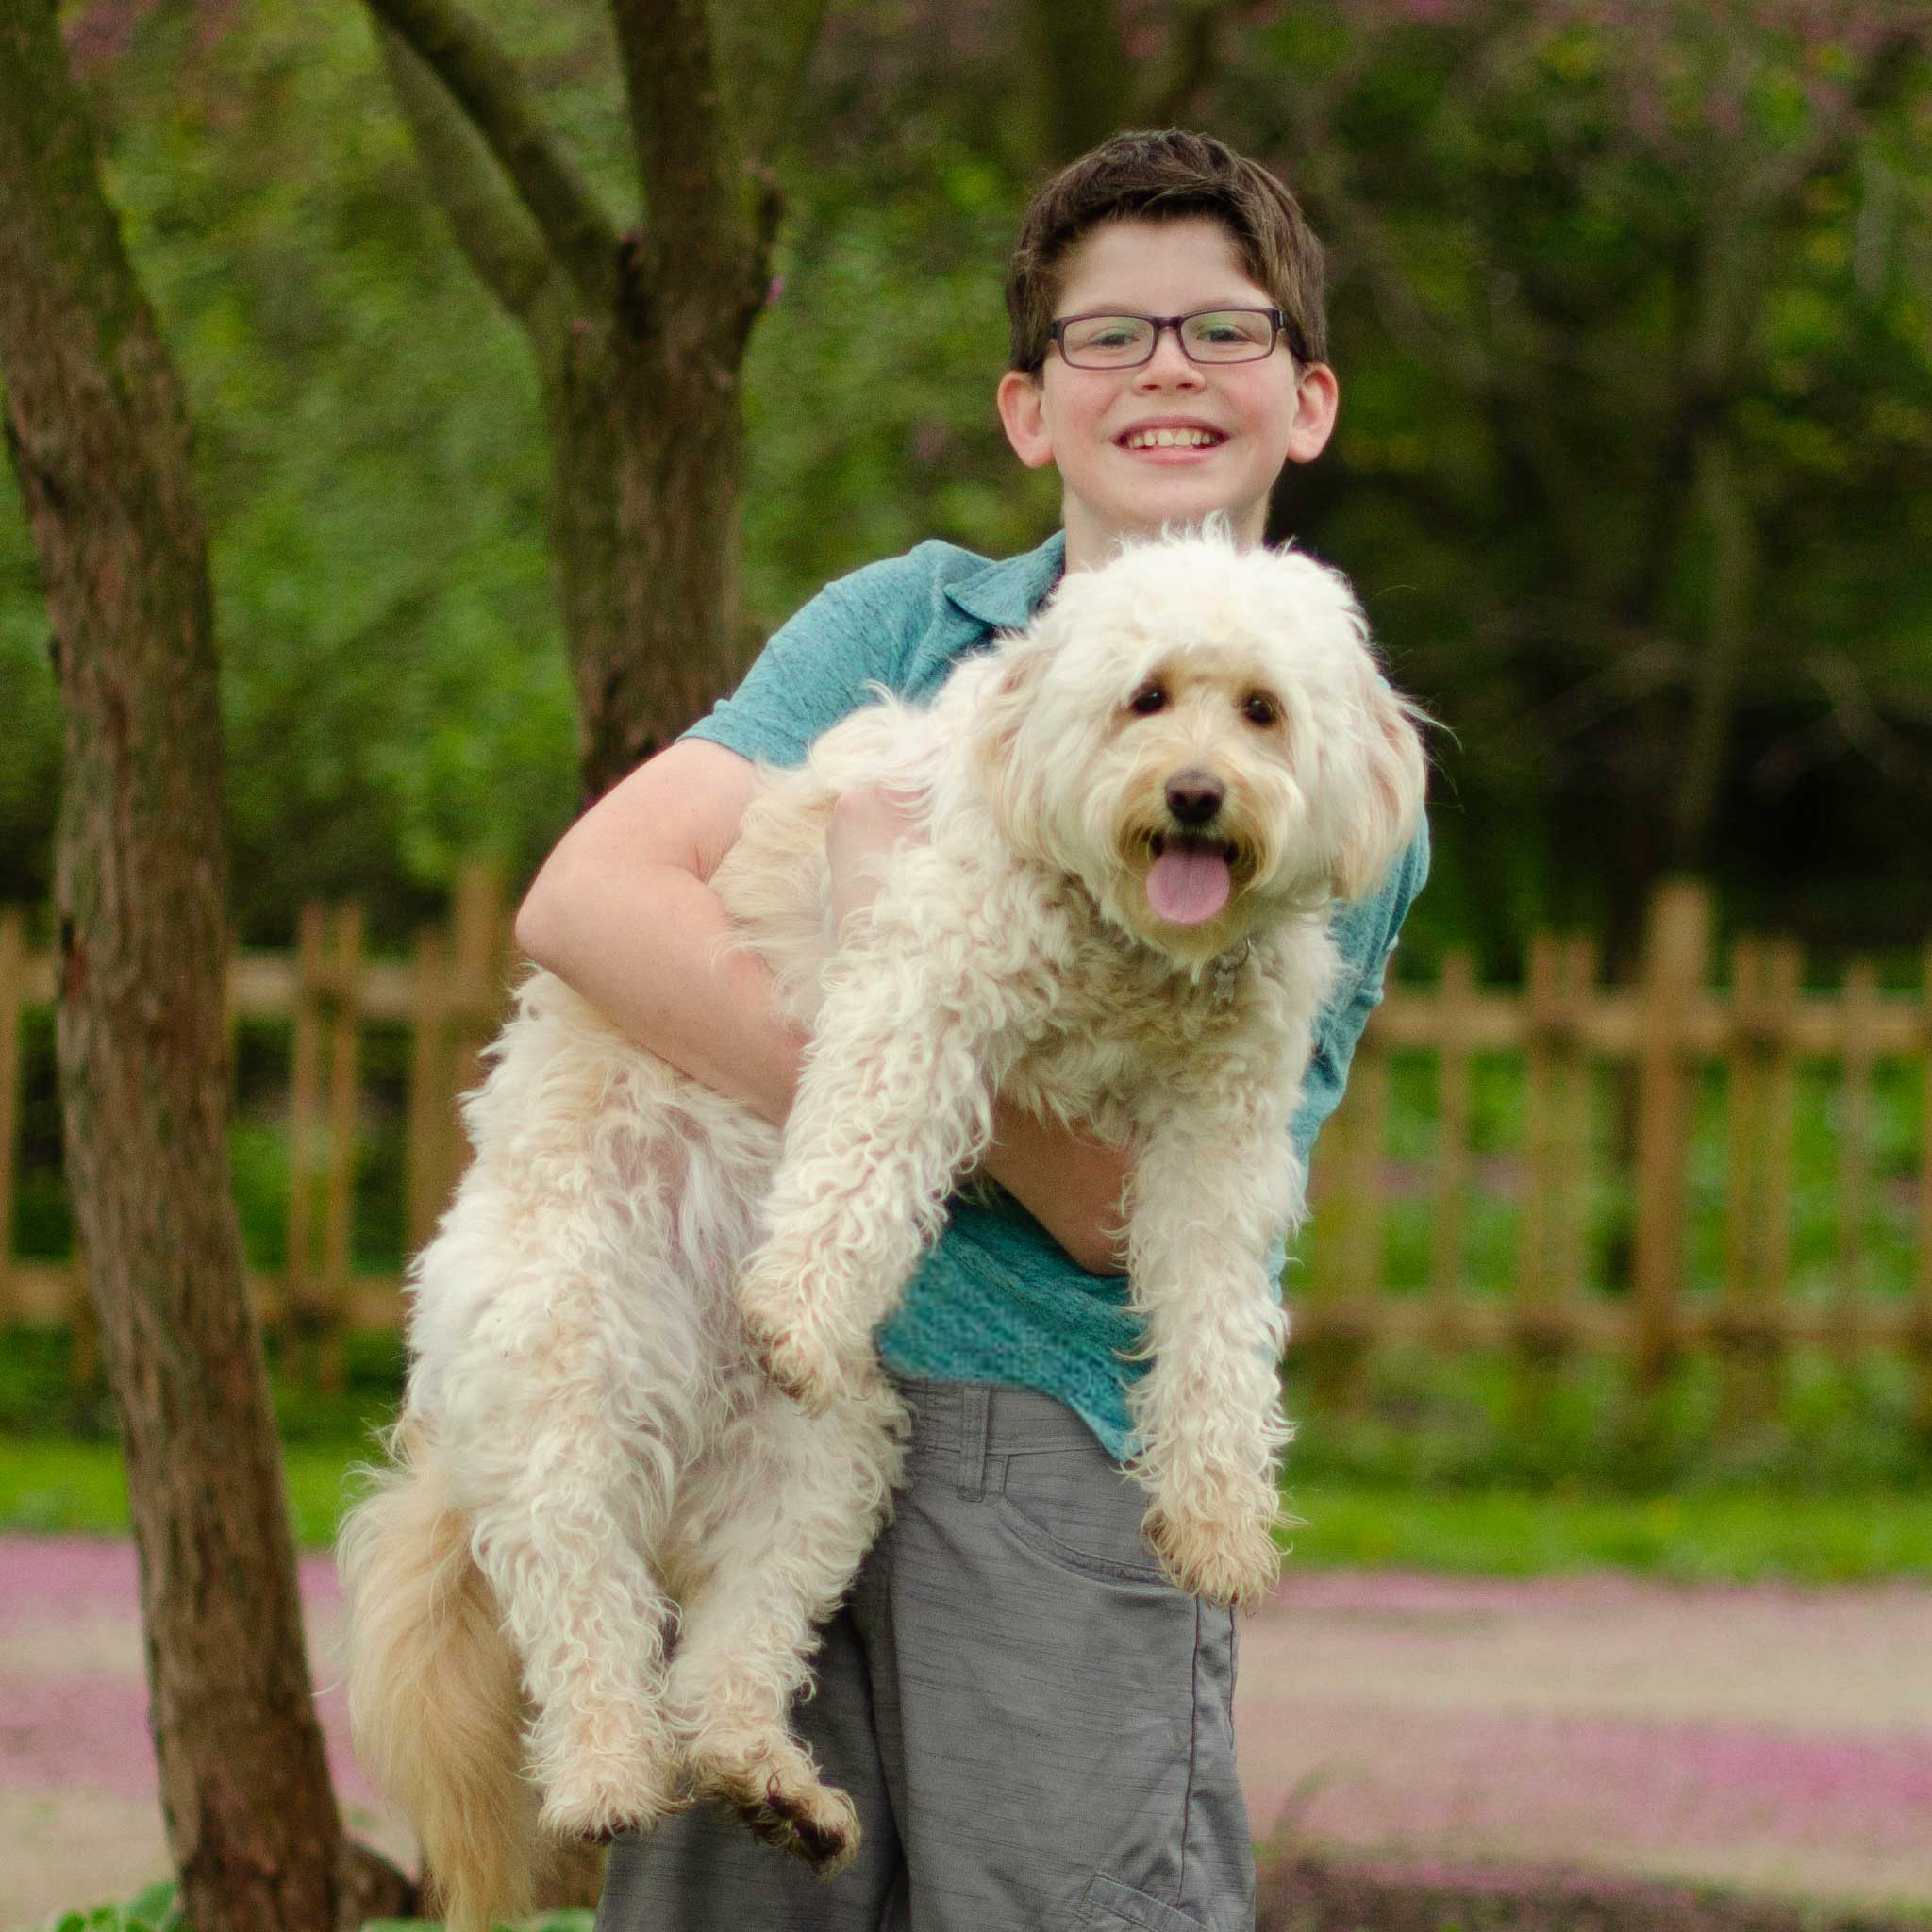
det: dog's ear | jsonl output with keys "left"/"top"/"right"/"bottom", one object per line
{"left": 970, "top": 634, "right": 1055, "bottom": 863}
{"left": 1332, "top": 674, "right": 1429, "bottom": 902}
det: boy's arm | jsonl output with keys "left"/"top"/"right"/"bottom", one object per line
{"left": 514, "top": 741, "right": 1131, "bottom": 1277}
{"left": 514, "top": 741, "right": 808, "bottom": 1124}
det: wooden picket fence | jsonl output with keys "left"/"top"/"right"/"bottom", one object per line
{"left": 1304, "top": 879, "right": 1932, "bottom": 1425}
{"left": 0, "top": 867, "right": 514, "bottom": 1387}
{"left": 3, "top": 874, "right": 1930, "bottom": 1424}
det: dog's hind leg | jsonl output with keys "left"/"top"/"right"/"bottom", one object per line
{"left": 666, "top": 1383, "right": 906, "bottom": 1873}
{"left": 446, "top": 1235, "right": 696, "bottom": 1847}
{"left": 465, "top": 1389, "right": 687, "bottom": 1843}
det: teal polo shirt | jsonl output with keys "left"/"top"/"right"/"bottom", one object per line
{"left": 687, "top": 530, "right": 1428, "bottom": 1457}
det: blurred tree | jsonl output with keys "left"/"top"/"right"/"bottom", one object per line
{"left": 359, "top": 0, "right": 828, "bottom": 797}
{"left": 0, "top": 4, "right": 413, "bottom": 1926}
{"left": 1217, "top": 0, "right": 1932, "bottom": 953}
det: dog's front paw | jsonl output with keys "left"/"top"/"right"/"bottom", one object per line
{"left": 740, "top": 1303, "right": 873, "bottom": 1416}
{"left": 689, "top": 1733, "right": 861, "bottom": 1875}
{"left": 1143, "top": 1505, "right": 1280, "bottom": 1610}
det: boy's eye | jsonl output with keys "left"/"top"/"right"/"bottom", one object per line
{"left": 1241, "top": 692, "right": 1280, "bottom": 725}
{"left": 1129, "top": 683, "right": 1168, "bottom": 716}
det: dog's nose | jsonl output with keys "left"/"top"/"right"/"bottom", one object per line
{"left": 1164, "top": 770, "right": 1224, "bottom": 825}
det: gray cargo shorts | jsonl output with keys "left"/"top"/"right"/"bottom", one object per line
{"left": 595, "top": 1377, "right": 1255, "bottom": 1932}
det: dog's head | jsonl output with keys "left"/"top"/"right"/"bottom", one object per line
{"left": 972, "top": 524, "right": 1427, "bottom": 967}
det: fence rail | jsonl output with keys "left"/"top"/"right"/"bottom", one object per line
{"left": 4, "top": 874, "right": 1930, "bottom": 1427}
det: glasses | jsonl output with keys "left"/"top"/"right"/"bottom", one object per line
{"left": 1048, "top": 308, "right": 1291, "bottom": 370}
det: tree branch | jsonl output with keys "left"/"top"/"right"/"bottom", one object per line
{"left": 1019, "top": 0, "right": 1130, "bottom": 166}
{"left": 374, "top": 22, "right": 558, "bottom": 325}
{"left": 360, "top": 0, "right": 623, "bottom": 308}
{"left": 711, "top": 0, "right": 831, "bottom": 165}
{"left": 1134, "top": 0, "right": 1240, "bottom": 130}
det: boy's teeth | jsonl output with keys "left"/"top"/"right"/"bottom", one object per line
{"left": 1125, "top": 427, "right": 1217, "bottom": 449}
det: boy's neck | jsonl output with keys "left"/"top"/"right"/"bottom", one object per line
{"left": 1062, "top": 499, "right": 1270, "bottom": 574}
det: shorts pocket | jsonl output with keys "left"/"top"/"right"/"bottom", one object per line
{"left": 1078, "top": 1872, "right": 1207, "bottom": 1931}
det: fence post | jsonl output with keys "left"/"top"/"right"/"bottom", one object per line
{"left": 1835, "top": 958, "right": 1879, "bottom": 1363}
{"left": 282, "top": 903, "right": 326, "bottom": 1374}
{"left": 447, "top": 866, "right": 508, "bottom": 1181}
{"left": 1631, "top": 878, "right": 1710, "bottom": 1390}
{"left": 1426, "top": 949, "right": 1475, "bottom": 1342}
{"left": 318, "top": 904, "right": 364, "bottom": 1393}
{"left": 406, "top": 922, "right": 452, "bottom": 1259}
{"left": 1513, "top": 933, "right": 1593, "bottom": 1423}
{"left": 1718, "top": 936, "right": 1798, "bottom": 1430}
{"left": 0, "top": 909, "right": 22, "bottom": 1324}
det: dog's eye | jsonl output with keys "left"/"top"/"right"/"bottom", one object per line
{"left": 1128, "top": 683, "right": 1168, "bottom": 717}
{"left": 1241, "top": 691, "right": 1280, "bottom": 726}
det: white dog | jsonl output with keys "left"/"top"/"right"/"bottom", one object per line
{"left": 338, "top": 525, "right": 1425, "bottom": 1932}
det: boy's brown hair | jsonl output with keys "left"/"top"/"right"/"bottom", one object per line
{"left": 1004, "top": 129, "right": 1327, "bottom": 375}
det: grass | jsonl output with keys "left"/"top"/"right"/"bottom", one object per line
{"left": 7, "top": 1442, "right": 1924, "bottom": 1582}
{"left": 1284, "top": 1479, "right": 1932, "bottom": 1583}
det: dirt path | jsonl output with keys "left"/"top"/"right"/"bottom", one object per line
{"left": 4, "top": 1536, "right": 1930, "bottom": 1927}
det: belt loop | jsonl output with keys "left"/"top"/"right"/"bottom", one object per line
{"left": 956, "top": 1384, "right": 991, "bottom": 1499}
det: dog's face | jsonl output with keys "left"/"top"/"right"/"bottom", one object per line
{"left": 975, "top": 528, "right": 1427, "bottom": 967}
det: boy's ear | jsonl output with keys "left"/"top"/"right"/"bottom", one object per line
{"left": 996, "top": 370, "right": 1055, "bottom": 470}
{"left": 1285, "top": 362, "right": 1340, "bottom": 467}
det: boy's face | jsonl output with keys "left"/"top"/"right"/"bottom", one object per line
{"left": 997, "top": 216, "right": 1338, "bottom": 571}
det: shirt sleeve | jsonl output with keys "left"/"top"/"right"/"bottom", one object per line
{"left": 1289, "top": 815, "right": 1431, "bottom": 1167}
{"left": 682, "top": 552, "right": 929, "bottom": 768}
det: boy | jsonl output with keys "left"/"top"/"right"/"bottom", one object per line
{"left": 516, "top": 128, "right": 1428, "bottom": 1932}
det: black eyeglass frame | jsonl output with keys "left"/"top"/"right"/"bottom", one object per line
{"left": 1045, "top": 307, "right": 1302, "bottom": 371}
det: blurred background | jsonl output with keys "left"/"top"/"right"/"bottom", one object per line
{"left": 3, "top": 2, "right": 1932, "bottom": 1925}
{"left": 6, "top": 0, "right": 1931, "bottom": 964}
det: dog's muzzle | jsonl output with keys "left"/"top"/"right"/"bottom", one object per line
{"left": 1163, "top": 769, "right": 1224, "bottom": 827}
{"left": 1146, "top": 772, "right": 1239, "bottom": 927}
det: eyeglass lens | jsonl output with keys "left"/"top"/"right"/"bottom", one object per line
{"left": 1058, "top": 310, "right": 1279, "bottom": 367}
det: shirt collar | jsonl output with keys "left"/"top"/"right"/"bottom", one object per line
{"left": 943, "top": 528, "right": 1066, "bottom": 632}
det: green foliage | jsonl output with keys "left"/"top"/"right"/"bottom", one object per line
{"left": 45, "top": 1879, "right": 182, "bottom": 1932}
{"left": 1, "top": 6, "right": 577, "bottom": 944}
{"left": 6, "top": 3, "right": 1930, "bottom": 959}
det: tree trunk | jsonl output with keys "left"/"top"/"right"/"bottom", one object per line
{"left": 530, "top": 280, "right": 752, "bottom": 801}
{"left": 365, "top": 0, "right": 806, "bottom": 801}
{"left": 594, "top": 283, "right": 754, "bottom": 793}
{"left": 0, "top": 6, "right": 411, "bottom": 1926}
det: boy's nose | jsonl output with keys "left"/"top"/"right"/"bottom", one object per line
{"left": 1137, "top": 330, "right": 1203, "bottom": 383}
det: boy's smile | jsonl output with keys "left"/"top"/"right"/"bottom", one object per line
{"left": 997, "top": 217, "right": 1338, "bottom": 573}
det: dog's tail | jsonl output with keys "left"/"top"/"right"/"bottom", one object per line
{"left": 339, "top": 1414, "right": 538, "bottom": 1932}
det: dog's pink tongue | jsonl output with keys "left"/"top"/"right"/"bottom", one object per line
{"left": 1146, "top": 846, "right": 1231, "bottom": 926}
